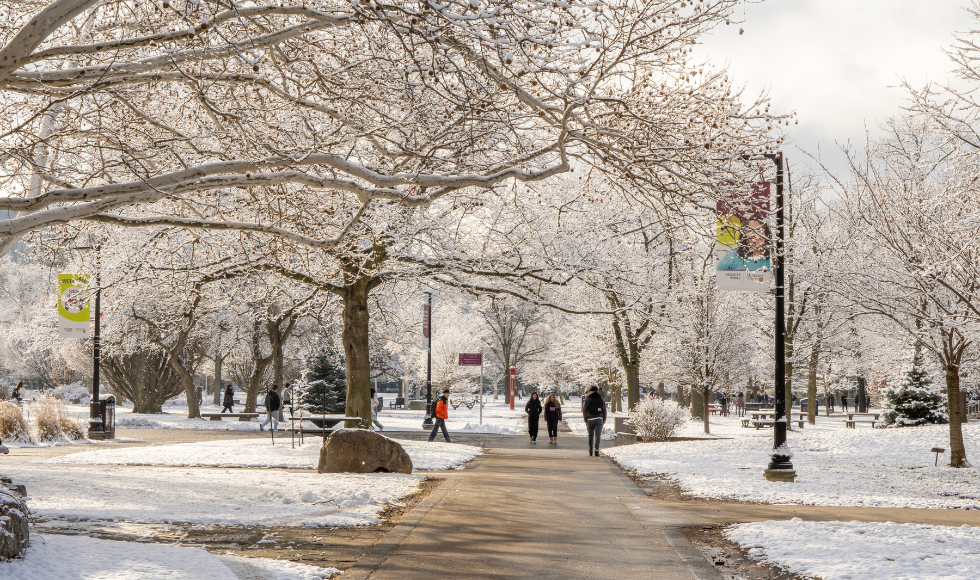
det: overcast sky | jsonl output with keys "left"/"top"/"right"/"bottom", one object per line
{"left": 694, "top": 0, "right": 968, "bottom": 175}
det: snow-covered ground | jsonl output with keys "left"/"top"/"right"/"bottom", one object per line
{"left": 603, "top": 415, "right": 980, "bottom": 509}
{"left": 37, "top": 437, "right": 480, "bottom": 471}
{"left": 3, "top": 464, "right": 423, "bottom": 526}
{"left": 1, "top": 534, "right": 338, "bottom": 579}
{"left": 727, "top": 519, "right": 980, "bottom": 580}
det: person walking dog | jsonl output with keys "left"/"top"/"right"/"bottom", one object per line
{"left": 524, "top": 392, "right": 542, "bottom": 444}
{"left": 370, "top": 388, "right": 384, "bottom": 431}
{"left": 582, "top": 386, "right": 607, "bottom": 456}
{"left": 428, "top": 389, "right": 452, "bottom": 443}
{"left": 543, "top": 393, "right": 562, "bottom": 445}
{"left": 221, "top": 385, "right": 234, "bottom": 413}
{"left": 260, "top": 385, "right": 281, "bottom": 431}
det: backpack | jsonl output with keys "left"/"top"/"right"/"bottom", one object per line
{"left": 586, "top": 394, "right": 604, "bottom": 416}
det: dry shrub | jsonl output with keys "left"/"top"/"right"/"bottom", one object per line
{"left": 32, "top": 396, "right": 63, "bottom": 442}
{"left": 626, "top": 397, "right": 687, "bottom": 442}
{"left": 0, "top": 402, "right": 34, "bottom": 444}
{"left": 58, "top": 403, "right": 86, "bottom": 440}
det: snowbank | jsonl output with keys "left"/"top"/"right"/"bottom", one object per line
{"left": 4, "top": 465, "right": 423, "bottom": 526}
{"left": 0, "top": 534, "right": 338, "bottom": 579}
{"left": 603, "top": 422, "right": 980, "bottom": 509}
{"left": 39, "top": 437, "right": 480, "bottom": 471}
{"left": 727, "top": 519, "right": 980, "bottom": 580}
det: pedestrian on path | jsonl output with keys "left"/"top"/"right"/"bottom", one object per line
{"left": 13, "top": 380, "right": 24, "bottom": 405}
{"left": 260, "top": 385, "right": 281, "bottom": 431}
{"left": 524, "top": 392, "right": 542, "bottom": 444}
{"left": 841, "top": 394, "right": 849, "bottom": 412}
{"left": 544, "top": 393, "right": 562, "bottom": 444}
{"left": 371, "top": 388, "right": 384, "bottom": 431}
{"left": 428, "top": 389, "right": 452, "bottom": 442}
{"left": 221, "top": 385, "right": 234, "bottom": 413}
{"left": 582, "top": 386, "right": 606, "bottom": 457}
{"left": 736, "top": 392, "right": 744, "bottom": 417}
{"left": 828, "top": 393, "right": 835, "bottom": 413}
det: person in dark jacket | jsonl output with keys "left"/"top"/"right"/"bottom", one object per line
{"left": 543, "top": 393, "right": 563, "bottom": 445}
{"left": 428, "top": 389, "right": 452, "bottom": 442}
{"left": 841, "top": 394, "right": 849, "bottom": 412}
{"left": 582, "top": 386, "right": 607, "bottom": 456}
{"left": 260, "top": 385, "right": 281, "bottom": 431}
{"left": 221, "top": 385, "right": 234, "bottom": 413}
{"left": 524, "top": 392, "right": 542, "bottom": 444}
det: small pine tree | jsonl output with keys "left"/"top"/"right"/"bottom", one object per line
{"left": 881, "top": 348, "right": 947, "bottom": 427}
{"left": 301, "top": 349, "right": 347, "bottom": 415}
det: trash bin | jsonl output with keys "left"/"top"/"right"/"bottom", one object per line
{"left": 89, "top": 396, "right": 116, "bottom": 440}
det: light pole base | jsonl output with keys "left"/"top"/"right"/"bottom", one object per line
{"left": 87, "top": 419, "right": 106, "bottom": 440}
{"left": 422, "top": 418, "right": 434, "bottom": 429}
{"left": 763, "top": 469, "right": 797, "bottom": 483}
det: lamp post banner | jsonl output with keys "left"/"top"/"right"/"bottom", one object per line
{"left": 58, "top": 273, "right": 90, "bottom": 338}
{"left": 459, "top": 353, "right": 482, "bottom": 366}
{"left": 422, "top": 300, "right": 431, "bottom": 350}
{"left": 715, "top": 181, "right": 772, "bottom": 292}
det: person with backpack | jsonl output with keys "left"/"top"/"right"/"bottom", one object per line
{"left": 581, "top": 386, "right": 607, "bottom": 456}
{"left": 524, "top": 392, "right": 542, "bottom": 444}
{"left": 370, "top": 388, "right": 384, "bottom": 431}
{"left": 543, "top": 393, "right": 562, "bottom": 445}
{"left": 259, "top": 385, "right": 281, "bottom": 431}
{"left": 428, "top": 389, "right": 452, "bottom": 442}
{"left": 221, "top": 385, "right": 235, "bottom": 413}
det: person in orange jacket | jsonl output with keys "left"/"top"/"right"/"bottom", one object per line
{"left": 427, "top": 389, "right": 452, "bottom": 443}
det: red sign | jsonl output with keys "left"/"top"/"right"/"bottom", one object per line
{"left": 422, "top": 302, "right": 431, "bottom": 350}
{"left": 458, "top": 353, "right": 482, "bottom": 366}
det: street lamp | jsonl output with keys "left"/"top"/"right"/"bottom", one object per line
{"left": 71, "top": 243, "right": 106, "bottom": 439}
{"left": 741, "top": 152, "right": 795, "bottom": 481}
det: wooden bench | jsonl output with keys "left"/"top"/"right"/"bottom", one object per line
{"left": 751, "top": 419, "right": 806, "bottom": 430}
{"left": 464, "top": 400, "right": 476, "bottom": 410}
{"left": 201, "top": 413, "right": 259, "bottom": 422}
{"left": 846, "top": 412, "right": 881, "bottom": 421}
{"left": 389, "top": 397, "right": 405, "bottom": 410}
{"left": 843, "top": 418, "right": 878, "bottom": 428}
{"left": 450, "top": 400, "right": 462, "bottom": 410}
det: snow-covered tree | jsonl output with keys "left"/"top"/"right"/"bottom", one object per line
{"left": 881, "top": 348, "right": 948, "bottom": 427}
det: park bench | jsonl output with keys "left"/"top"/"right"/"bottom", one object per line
{"left": 464, "top": 400, "right": 476, "bottom": 410}
{"left": 842, "top": 418, "right": 878, "bottom": 428}
{"left": 846, "top": 412, "right": 881, "bottom": 421}
{"left": 201, "top": 412, "right": 259, "bottom": 422}
{"left": 389, "top": 397, "right": 405, "bottom": 410}
{"left": 451, "top": 400, "right": 462, "bottom": 410}
{"left": 751, "top": 418, "right": 806, "bottom": 430}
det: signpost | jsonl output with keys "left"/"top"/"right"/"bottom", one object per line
{"left": 458, "top": 353, "right": 484, "bottom": 424}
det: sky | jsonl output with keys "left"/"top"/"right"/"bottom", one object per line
{"left": 694, "top": 0, "right": 969, "bottom": 175}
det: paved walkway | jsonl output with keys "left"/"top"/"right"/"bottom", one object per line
{"left": 346, "top": 444, "right": 723, "bottom": 580}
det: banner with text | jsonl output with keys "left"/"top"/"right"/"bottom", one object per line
{"left": 715, "top": 182, "right": 772, "bottom": 292}
{"left": 58, "top": 273, "right": 90, "bottom": 338}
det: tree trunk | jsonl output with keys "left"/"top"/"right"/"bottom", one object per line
{"left": 657, "top": 381, "right": 665, "bottom": 400}
{"left": 342, "top": 280, "right": 371, "bottom": 428}
{"left": 623, "top": 362, "right": 640, "bottom": 411}
{"left": 701, "top": 389, "right": 710, "bottom": 434}
{"left": 691, "top": 388, "right": 703, "bottom": 418}
{"left": 806, "top": 342, "right": 819, "bottom": 424}
{"left": 785, "top": 339, "right": 794, "bottom": 430}
{"left": 945, "top": 363, "right": 969, "bottom": 468}
{"left": 212, "top": 354, "right": 223, "bottom": 405}
{"left": 677, "top": 385, "right": 686, "bottom": 407}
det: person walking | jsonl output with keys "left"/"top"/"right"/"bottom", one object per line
{"left": 828, "top": 393, "right": 835, "bottom": 413}
{"left": 259, "top": 385, "right": 281, "bottom": 431}
{"left": 720, "top": 393, "right": 728, "bottom": 417}
{"left": 543, "top": 393, "right": 562, "bottom": 445}
{"left": 221, "top": 385, "right": 235, "bottom": 413}
{"left": 370, "top": 388, "right": 384, "bottom": 431}
{"left": 524, "top": 392, "right": 542, "bottom": 444}
{"left": 736, "top": 392, "right": 744, "bottom": 417}
{"left": 13, "top": 380, "right": 24, "bottom": 405}
{"left": 841, "top": 394, "right": 849, "bottom": 413}
{"left": 428, "top": 389, "right": 452, "bottom": 442}
{"left": 582, "top": 386, "right": 607, "bottom": 457}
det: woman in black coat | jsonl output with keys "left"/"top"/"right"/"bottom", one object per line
{"left": 524, "top": 392, "right": 542, "bottom": 444}
{"left": 221, "top": 385, "right": 235, "bottom": 413}
{"left": 543, "top": 393, "right": 563, "bottom": 445}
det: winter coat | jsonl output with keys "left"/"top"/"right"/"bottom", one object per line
{"left": 264, "top": 390, "right": 282, "bottom": 412}
{"left": 582, "top": 392, "right": 606, "bottom": 421}
{"left": 544, "top": 402, "right": 562, "bottom": 422}
{"left": 525, "top": 398, "right": 542, "bottom": 417}
{"left": 222, "top": 387, "right": 234, "bottom": 407}
{"left": 371, "top": 395, "right": 382, "bottom": 413}
{"left": 434, "top": 396, "right": 449, "bottom": 420}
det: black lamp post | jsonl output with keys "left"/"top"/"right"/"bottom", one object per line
{"left": 73, "top": 243, "right": 104, "bottom": 438}
{"left": 742, "top": 152, "right": 795, "bottom": 480}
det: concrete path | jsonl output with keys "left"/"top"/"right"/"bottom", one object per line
{"left": 348, "top": 444, "right": 723, "bottom": 580}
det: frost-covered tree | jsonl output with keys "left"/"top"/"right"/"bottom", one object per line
{"left": 881, "top": 349, "right": 948, "bottom": 427}
{"left": 301, "top": 348, "right": 347, "bottom": 416}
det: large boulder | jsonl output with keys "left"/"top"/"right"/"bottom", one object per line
{"left": 0, "top": 483, "right": 29, "bottom": 559}
{"left": 318, "top": 429, "right": 413, "bottom": 474}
